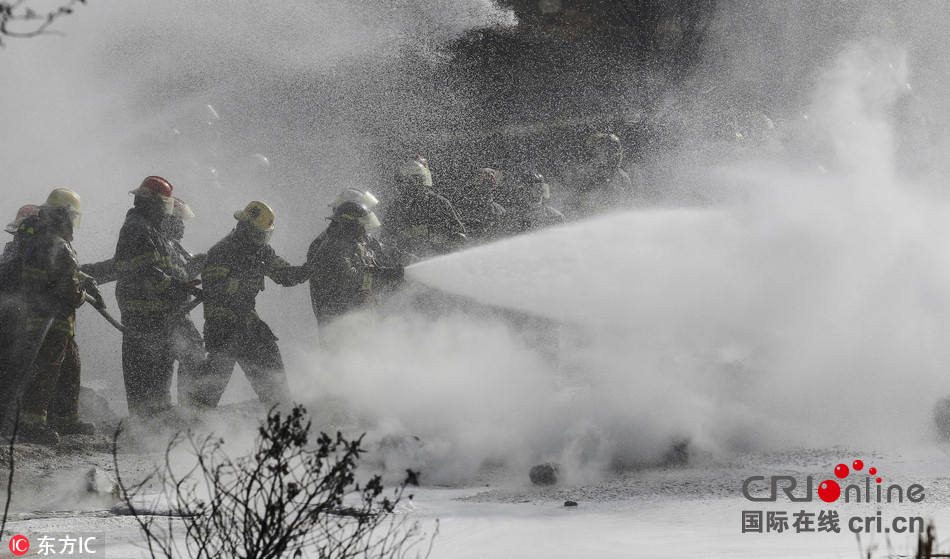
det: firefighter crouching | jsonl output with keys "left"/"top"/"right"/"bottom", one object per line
{"left": 115, "top": 176, "right": 197, "bottom": 419}
{"left": 16, "top": 189, "right": 97, "bottom": 444}
{"left": 307, "top": 198, "right": 403, "bottom": 348}
{"left": 192, "top": 201, "right": 312, "bottom": 409}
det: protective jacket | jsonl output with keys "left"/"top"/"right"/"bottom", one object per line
{"left": 307, "top": 229, "right": 394, "bottom": 324}
{"left": 0, "top": 215, "right": 39, "bottom": 374}
{"left": 503, "top": 203, "right": 565, "bottom": 235}
{"left": 194, "top": 230, "right": 310, "bottom": 408}
{"left": 17, "top": 228, "right": 86, "bottom": 426}
{"left": 382, "top": 188, "right": 466, "bottom": 260}
{"left": 566, "top": 167, "right": 632, "bottom": 219}
{"left": 114, "top": 209, "right": 187, "bottom": 330}
{"left": 21, "top": 231, "right": 84, "bottom": 337}
{"left": 455, "top": 196, "right": 507, "bottom": 242}
{"left": 202, "top": 230, "right": 310, "bottom": 327}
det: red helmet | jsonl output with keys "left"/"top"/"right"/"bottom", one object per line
{"left": 5, "top": 204, "right": 40, "bottom": 234}
{"left": 132, "top": 176, "right": 174, "bottom": 198}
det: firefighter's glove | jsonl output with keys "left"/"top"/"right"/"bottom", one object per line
{"left": 171, "top": 278, "right": 203, "bottom": 297}
{"left": 79, "top": 273, "right": 105, "bottom": 309}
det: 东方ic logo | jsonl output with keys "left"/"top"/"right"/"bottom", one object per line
{"left": 9, "top": 535, "right": 29, "bottom": 556}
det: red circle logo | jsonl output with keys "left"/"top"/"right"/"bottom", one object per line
{"left": 817, "top": 480, "right": 841, "bottom": 502}
{"left": 9, "top": 535, "right": 29, "bottom": 556}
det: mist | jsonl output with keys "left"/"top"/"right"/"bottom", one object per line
{"left": 3, "top": 0, "right": 950, "bottom": 485}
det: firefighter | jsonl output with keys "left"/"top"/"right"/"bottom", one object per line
{"left": 380, "top": 156, "right": 467, "bottom": 263}
{"left": 307, "top": 200, "right": 403, "bottom": 331}
{"left": 317, "top": 189, "right": 398, "bottom": 266}
{"left": 15, "top": 189, "right": 97, "bottom": 443}
{"left": 565, "top": 132, "right": 632, "bottom": 218}
{"left": 1, "top": 204, "right": 40, "bottom": 266}
{"left": 0, "top": 205, "right": 40, "bottom": 377}
{"left": 452, "top": 168, "right": 507, "bottom": 242}
{"left": 114, "top": 176, "right": 196, "bottom": 419}
{"left": 161, "top": 197, "right": 209, "bottom": 409}
{"left": 500, "top": 170, "right": 565, "bottom": 235}
{"left": 196, "top": 201, "right": 311, "bottom": 408}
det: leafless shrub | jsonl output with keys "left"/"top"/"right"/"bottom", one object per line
{"left": 114, "top": 405, "right": 435, "bottom": 559}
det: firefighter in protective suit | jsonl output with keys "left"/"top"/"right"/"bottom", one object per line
{"left": 311, "top": 188, "right": 397, "bottom": 267}
{"left": 115, "top": 176, "right": 195, "bottom": 419}
{"left": 1, "top": 204, "right": 40, "bottom": 266}
{"left": 195, "top": 201, "right": 312, "bottom": 408}
{"left": 15, "top": 189, "right": 98, "bottom": 444}
{"left": 381, "top": 156, "right": 467, "bottom": 263}
{"left": 500, "top": 170, "right": 565, "bottom": 235}
{"left": 565, "top": 133, "right": 633, "bottom": 218}
{"left": 0, "top": 205, "right": 40, "bottom": 379}
{"left": 161, "top": 198, "right": 209, "bottom": 409}
{"left": 453, "top": 168, "right": 507, "bottom": 242}
{"left": 307, "top": 200, "right": 403, "bottom": 331}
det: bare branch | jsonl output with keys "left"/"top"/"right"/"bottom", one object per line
{"left": 115, "top": 405, "right": 434, "bottom": 558}
{"left": 0, "top": 0, "right": 85, "bottom": 46}
{"left": 0, "top": 404, "right": 20, "bottom": 539}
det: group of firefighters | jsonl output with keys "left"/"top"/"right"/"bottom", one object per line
{"left": 0, "top": 132, "right": 631, "bottom": 445}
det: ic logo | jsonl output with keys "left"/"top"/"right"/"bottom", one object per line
{"left": 9, "top": 535, "right": 29, "bottom": 556}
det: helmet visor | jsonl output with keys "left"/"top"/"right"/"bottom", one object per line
{"left": 362, "top": 210, "right": 381, "bottom": 229}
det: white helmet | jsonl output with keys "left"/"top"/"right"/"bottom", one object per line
{"left": 397, "top": 156, "right": 433, "bottom": 188}
{"left": 330, "top": 188, "right": 379, "bottom": 212}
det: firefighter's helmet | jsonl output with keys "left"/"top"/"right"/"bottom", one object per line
{"left": 331, "top": 201, "right": 381, "bottom": 229}
{"left": 515, "top": 169, "right": 551, "bottom": 200}
{"left": 43, "top": 188, "right": 82, "bottom": 228}
{"left": 130, "top": 176, "right": 174, "bottom": 214}
{"left": 234, "top": 200, "right": 275, "bottom": 232}
{"left": 397, "top": 156, "right": 433, "bottom": 188}
{"left": 330, "top": 188, "right": 379, "bottom": 212}
{"left": 475, "top": 168, "right": 501, "bottom": 187}
{"left": 5, "top": 204, "right": 40, "bottom": 234}
{"left": 586, "top": 132, "right": 623, "bottom": 167}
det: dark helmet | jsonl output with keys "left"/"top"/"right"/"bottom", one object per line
{"left": 331, "top": 201, "right": 381, "bottom": 229}
{"left": 474, "top": 168, "right": 501, "bottom": 187}
{"left": 513, "top": 169, "right": 550, "bottom": 200}
{"left": 586, "top": 132, "right": 623, "bottom": 167}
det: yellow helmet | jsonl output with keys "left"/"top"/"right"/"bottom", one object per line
{"left": 43, "top": 188, "right": 82, "bottom": 228}
{"left": 234, "top": 200, "right": 275, "bottom": 232}
{"left": 44, "top": 188, "right": 81, "bottom": 212}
